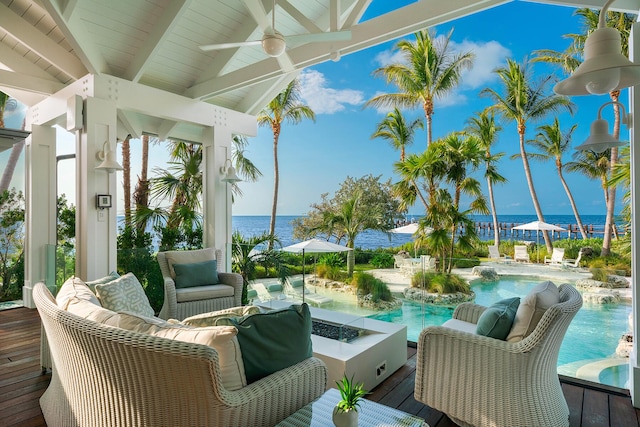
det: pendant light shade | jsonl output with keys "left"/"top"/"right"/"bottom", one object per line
{"left": 220, "top": 159, "right": 242, "bottom": 184}
{"left": 575, "top": 101, "right": 631, "bottom": 152}
{"left": 262, "top": 32, "right": 286, "bottom": 57}
{"left": 96, "top": 140, "right": 123, "bottom": 173}
{"left": 554, "top": 0, "right": 640, "bottom": 95}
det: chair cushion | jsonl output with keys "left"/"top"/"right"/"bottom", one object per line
{"left": 173, "top": 260, "right": 219, "bottom": 288}
{"left": 442, "top": 318, "right": 478, "bottom": 335}
{"left": 507, "top": 281, "right": 560, "bottom": 342}
{"left": 476, "top": 297, "right": 520, "bottom": 340}
{"left": 113, "top": 312, "right": 246, "bottom": 391}
{"left": 56, "top": 277, "right": 101, "bottom": 309}
{"left": 289, "top": 279, "right": 304, "bottom": 288}
{"left": 217, "top": 303, "right": 312, "bottom": 384}
{"left": 182, "top": 306, "right": 260, "bottom": 327}
{"left": 175, "top": 284, "right": 235, "bottom": 303}
{"left": 164, "top": 248, "right": 216, "bottom": 279}
{"left": 94, "top": 272, "right": 155, "bottom": 317}
{"left": 65, "top": 297, "right": 120, "bottom": 324}
{"left": 85, "top": 271, "right": 120, "bottom": 292}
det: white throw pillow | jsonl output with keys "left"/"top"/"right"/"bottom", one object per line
{"left": 94, "top": 272, "right": 154, "bottom": 318}
{"left": 65, "top": 297, "right": 120, "bottom": 324}
{"left": 506, "top": 280, "right": 560, "bottom": 342}
{"left": 56, "top": 277, "right": 100, "bottom": 309}
{"left": 116, "top": 312, "right": 246, "bottom": 390}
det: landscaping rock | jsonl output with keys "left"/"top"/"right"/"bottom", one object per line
{"left": 357, "top": 295, "right": 403, "bottom": 311}
{"left": 608, "top": 275, "right": 630, "bottom": 288}
{"left": 471, "top": 266, "right": 498, "bottom": 281}
{"left": 617, "top": 332, "right": 633, "bottom": 358}
{"left": 582, "top": 289, "right": 621, "bottom": 304}
{"left": 575, "top": 279, "right": 609, "bottom": 289}
{"left": 403, "top": 287, "right": 475, "bottom": 305}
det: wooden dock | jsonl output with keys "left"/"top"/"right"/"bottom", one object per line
{"left": 472, "top": 221, "right": 625, "bottom": 240}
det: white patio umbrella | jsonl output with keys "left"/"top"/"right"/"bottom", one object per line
{"left": 512, "top": 221, "right": 566, "bottom": 263}
{"left": 281, "top": 238, "right": 352, "bottom": 302}
{"left": 389, "top": 222, "right": 432, "bottom": 257}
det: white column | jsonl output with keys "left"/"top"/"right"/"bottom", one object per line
{"left": 629, "top": 20, "right": 640, "bottom": 407}
{"left": 23, "top": 124, "right": 57, "bottom": 307}
{"left": 202, "top": 126, "right": 233, "bottom": 272}
{"left": 75, "top": 96, "right": 119, "bottom": 281}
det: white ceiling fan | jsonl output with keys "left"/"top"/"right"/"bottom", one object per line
{"left": 199, "top": 0, "right": 351, "bottom": 57}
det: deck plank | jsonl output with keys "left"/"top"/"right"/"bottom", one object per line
{"left": 1, "top": 306, "right": 638, "bottom": 427}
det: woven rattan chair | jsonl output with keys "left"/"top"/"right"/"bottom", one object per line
{"left": 157, "top": 248, "right": 243, "bottom": 320}
{"left": 414, "top": 284, "right": 582, "bottom": 427}
{"left": 33, "top": 282, "right": 327, "bottom": 427}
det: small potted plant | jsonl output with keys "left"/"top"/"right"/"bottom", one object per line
{"left": 332, "top": 373, "right": 368, "bottom": 427}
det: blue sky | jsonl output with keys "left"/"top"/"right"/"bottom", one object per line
{"left": 232, "top": 1, "right": 627, "bottom": 216}
{"left": 3, "top": 1, "right": 625, "bottom": 218}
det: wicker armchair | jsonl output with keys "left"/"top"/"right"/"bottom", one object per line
{"left": 34, "top": 282, "right": 327, "bottom": 427}
{"left": 157, "top": 248, "right": 243, "bottom": 320}
{"left": 414, "top": 284, "right": 582, "bottom": 427}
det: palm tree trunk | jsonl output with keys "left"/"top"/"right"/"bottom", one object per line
{"left": 557, "top": 163, "right": 587, "bottom": 239}
{"left": 487, "top": 176, "right": 500, "bottom": 245}
{"left": 518, "top": 128, "right": 552, "bottom": 253}
{"left": 602, "top": 93, "right": 621, "bottom": 255}
{"left": 0, "top": 140, "right": 24, "bottom": 193}
{"left": 133, "top": 135, "right": 150, "bottom": 235}
{"left": 268, "top": 131, "right": 280, "bottom": 250}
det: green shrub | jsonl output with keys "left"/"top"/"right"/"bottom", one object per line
{"left": 370, "top": 252, "right": 394, "bottom": 269}
{"left": 351, "top": 272, "right": 393, "bottom": 302}
{"left": 452, "top": 257, "right": 480, "bottom": 268}
{"left": 319, "top": 252, "right": 345, "bottom": 268}
{"left": 411, "top": 271, "right": 471, "bottom": 294}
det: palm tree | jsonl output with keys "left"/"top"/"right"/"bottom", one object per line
{"left": 230, "top": 134, "right": 262, "bottom": 198}
{"left": 566, "top": 149, "right": 612, "bottom": 226}
{"left": 0, "top": 92, "right": 9, "bottom": 128}
{"left": 371, "top": 107, "right": 423, "bottom": 161}
{"left": 121, "top": 135, "right": 132, "bottom": 228}
{"left": 0, "top": 94, "right": 25, "bottom": 193}
{"left": 465, "top": 109, "right": 506, "bottom": 246}
{"left": 482, "top": 58, "right": 573, "bottom": 253}
{"left": 533, "top": 7, "right": 635, "bottom": 255}
{"left": 133, "top": 134, "right": 152, "bottom": 236}
{"left": 322, "top": 191, "right": 384, "bottom": 276}
{"left": 528, "top": 118, "right": 587, "bottom": 239}
{"left": 231, "top": 230, "right": 288, "bottom": 305}
{"left": 365, "top": 29, "right": 474, "bottom": 146}
{"left": 257, "top": 80, "right": 315, "bottom": 249}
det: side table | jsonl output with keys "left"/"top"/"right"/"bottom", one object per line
{"left": 276, "top": 388, "right": 428, "bottom": 427}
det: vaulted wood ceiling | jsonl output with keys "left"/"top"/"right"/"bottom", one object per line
{"left": 1, "top": 0, "right": 639, "bottom": 120}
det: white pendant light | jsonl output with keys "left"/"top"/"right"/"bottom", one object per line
{"left": 96, "top": 140, "right": 123, "bottom": 173}
{"left": 554, "top": 0, "right": 640, "bottom": 95}
{"left": 575, "top": 101, "right": 631, "bottom": 152}
{"left": 220, "top": 158, "right": 242, "bottom": 184}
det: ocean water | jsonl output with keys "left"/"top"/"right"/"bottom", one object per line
{"left": 233, "top": 214, "right": 613, "bottom": 250}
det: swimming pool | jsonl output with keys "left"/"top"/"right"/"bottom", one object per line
{"left": 312, "top": 275, "right": 632, "bottom": 388}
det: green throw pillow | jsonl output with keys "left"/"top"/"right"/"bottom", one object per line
{"left": 85, "top": 271, "right": 120, "bottom": 293}
{"left": 476, "top": 297, "right": 520, "bottom": 340}
{"left": 218, "top": 303, "right": 312, "bottom": 384}
{"left": 173, "top": 260, "right": 218, "bottom": 288}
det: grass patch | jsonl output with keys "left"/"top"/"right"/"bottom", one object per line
{"left": 410, "top": 271, "right": 471, "bottom": 294}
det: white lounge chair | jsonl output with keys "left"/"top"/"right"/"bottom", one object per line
{"left": 250, "top": 282, "right": 273, "bottom": 302}
{"left": 420, "top": 255, "right": 436, "bottom": 271}
{"left": 544, "top": 247, "right": 565, "bottom": 267}
{"left": 514, "top": 245, "right": 530, "bottom": 263}
{"left": 393, "top": 254, "right": 405, "bottom": 269}
{"left": 487, "top": 245, "right": 509, "bottom": 263}
{"left": 563, "top": 248, "right": 584, "bottom": 269}
{"left": 283, "top": 277, "right": 333, "bottom": 306}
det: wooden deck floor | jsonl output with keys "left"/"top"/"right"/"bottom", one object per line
{"left": 2, "top": 306, "right": 639, "bottom": 427}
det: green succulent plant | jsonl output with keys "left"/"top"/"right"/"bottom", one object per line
{"left": 335, "top": 374, "right": 368, "bottom": 413}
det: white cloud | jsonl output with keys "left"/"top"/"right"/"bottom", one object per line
{"left": 298, "top": 69, "right": 364, "bottom": 114}
{"left": 372, "top": 36, "right": 511, "bottom": 108}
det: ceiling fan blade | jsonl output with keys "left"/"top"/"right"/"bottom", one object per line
{"left": 284, "top": 30, "right": 351, "bottom": 45}
{"left": 199, "top": 40, "right": 262, "bottom": 51}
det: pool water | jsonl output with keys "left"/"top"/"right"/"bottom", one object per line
{"left": 314, "top": 275, "right": 632, "bottom": 388}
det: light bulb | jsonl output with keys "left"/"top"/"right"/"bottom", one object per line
{"left": 585, "top": 68, "right": 620, "bottom": 94}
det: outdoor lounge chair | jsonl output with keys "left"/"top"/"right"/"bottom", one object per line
{"left": 545, "top": 247, "right": 565, "bottom": 267}
{"left": 393, "top": 254, "right": 405, "bottom": 269}
{"left": 487, "top": 245, "right": 509, "bottom": 263}
{"left": 414, "top": 283, "right": 582, "bottom": 427}
{"left": 514, "top": 245, "right": 530, "bottom": 263}
{"left": 250, "top": 282, "right": 273, "bottom": 302}
{"left": 563, "top": 248, "right": 584, "bottom": 269}
{"left": 283, "top": 277, "right": 333, "bottom": 306}
{"left": 157, "top": 248, "right": 243, "bottom": 320}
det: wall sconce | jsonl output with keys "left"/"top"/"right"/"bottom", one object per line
{"left": 96, "top": 140, "right": 123, "bottom": 173}
{"left": 575, "top": 101, "right": 631, "bottom": 152}
{"left": 554, "top": 0, "right": 640, "bottom": 95}
{"left": 220, "top": 158, "right": 241, "bottom": 183}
